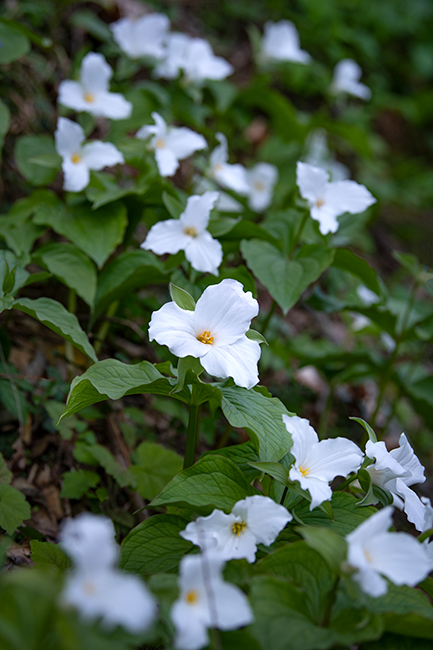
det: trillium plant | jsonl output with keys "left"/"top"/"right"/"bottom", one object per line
{"left": 331, "top": 59, "right": 372, "bottom": 100}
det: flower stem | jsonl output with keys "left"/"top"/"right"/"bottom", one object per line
{"left": 94, "top": 300, "right": 119, "bottom": 357}
{"left": 418, "top": 527, "right": 433, "bottom": 544}
{"left": 210, "top": 628, "right": 223, "bottom": 650}
{"left": 261, "top": 299, "right": 277, "bottom": 338}
{"left": 321, "top": 577, "right": 340, "bottom": 627}
{"left": 184, "top": 403, "right": 200, "bottom": 469}
{"left": 290, "top": 209, "right": 310, "bottom": 258}
{"left": 65, "top": 289, "right": 77, "bottom": 366}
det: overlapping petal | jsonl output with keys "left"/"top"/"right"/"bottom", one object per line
{"left": 246, "top": 162, "right": 278, "bottom": 211}
{"left": 81, "top": 141, "right": 124, "bottom": 170}
{"left": 200, "top": 336, "right": 260, "bottom": 389}
{"left": 141, "top": 219, "right": 189, "bottom": 255}
{"left": 111, "top": 14, "right": 170, "bottom": 60}
{"left": 62, "top": 159, "right": 90, "bottom": 193}
{"left": 55, "top": 117, "right": 85, "bottom": 157}
{"left": 166, "top": 128, "right": 207, "bottom": 160}
{"left": 148, "top": 302, "right": 203, "bottom": 359}
{"left": 184, "top": 232, "right": 223, "bottom": 276}
{"left": 262, "top": 21, "right": 312, "bottom": 64}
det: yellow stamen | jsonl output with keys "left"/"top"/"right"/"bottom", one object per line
{"left": 232, "top": 521, "right": 246, "bottom": 537}
{"left": 254, "top": 180, "right": 265, "bottom": 192}
{"left": 197, "top": 330, "right": 214, "bottom": 345}
{"left": 84, "top": 92, "right": 95, "bottom": 103}
{"left": 71, "top": 153, "right": 82, "bottom": 164}
{"left": 299, "top": 466, "right": 310, "bottom": 477}
{"left": 184, "top": 226, "right": 197, "bottom": 238}
{"left": 214, "top": 163, "right": 223, "bottom": 172}
{"left": 185, "top": 590, "right": 199, "bottom": 604}
{"left": 155, "top": 138, "right": 165, "bottom": 149}
{"left": 82, "top": 580, "right": 96, "bottom": 595}
{"left": 364, "top": 549, "right": 372, "bottom": 563}
{"left": 316, "top": 198, "right": 325, "bottom": 208}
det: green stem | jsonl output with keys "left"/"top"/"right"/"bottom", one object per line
{"left": 94, "top": 300, "right": 119, "bottom": 356}
{"left": 65, "top": 289, "right": 77, "bottom": 365}
{"left": 317, "top": 385, "right": 334, "bottom": 438}
{"left": 210, "top": 628, "right": 223, "bottom": 650}
{"left": 184, "top": 402, "right": 200, "bottom": 469}
{"left": 280, "top": 485, "right": 289, "bottom": 505}
{"left": 290, "top": 210, "right": 310, "bottom": 258}
{"left": 321, "top": 577, "right": 340, "bottom": 627}
{"left": 335, "top": 473, "right": 358, "bottom": 491}
{"left": 418, "top": 528, "right": 433, "bottom": 544}
{"left": 261, "top": 299, "right": 277, "bottom": 338}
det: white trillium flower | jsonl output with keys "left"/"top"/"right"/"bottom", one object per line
{"left": 180, "top": 495, "right": 292, "bottom": 562}
{"left": 420, "top": 497, "right": 433, "bottom": 565}
{"left": 304, "top": 129, "right": 350, "bottom": 182}
{"left": 357, "top": 285, "right": 380, "bottom": 306}
{"left": 136, "top": 112, "right": 207, "bottom": 177}
{"left": 60, "top": 513, "right": 157, "bottom": 632}
{"left": 296, "top": 161, "right": 376, "bottom": 235}
{"left": 111, "top": 13, "right": 170, "bottom": 60}
{"left": 171, "top": 554, "right": 254, "bottom": 650}
{"left": 282, "top": 415, "right": 364, "bottom": 510}
{"left": 208, "top": 133, "right": 250, "bottom": 196}
{"left": 141, "top": 191, "right": 223, "bottom": 275}
{"left": 331, "top": 59, "right": 371, "bottom": 100}
{"left": 55, "top": 117, "right": 124, "bottom": 192}
{"left": 346, "top": 506, "right": 431, "bottom": 597}
{"left": 194, "top": 176, "right": 244, "bottom": 213}
{"left": 58, "top": 52, "right": 132, "bottom": 119}
{"left": 181, "top": 37, "right": 234, "bottom": 83}
{"left": 148, "top": 278, "right": 261, "bottom": 389}
{"left": 366, "top": 434, "right": 426, "bottom": 530}
{"left": 261, "top": 20, "right": 312, "bottom": 64}
{"left": 245, "top": 162, "right": 278, "bottom": 212}
{"left": 154, "top": 32, "right": 191, "bottom": 79}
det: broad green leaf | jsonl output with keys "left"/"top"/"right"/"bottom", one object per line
{"left": 172, "top": 356, "right": 203, "bottom": 394}
{"left": 333, "top": 248, "right": 382, "bottom": 296}
{"left": 393, "top": 251, "right": 423, "bottom": 280}
{"left": 246, "top": 329, "right": 268, "bottom": 345}
{"left": 220, "top": 385, "right": 293, "bottom": 462}
{"left": 0, "top": 21, "right": 30, "bottom": 63}
{"left": 294, "top": 492, "right": 376, "bottom": 536}
{"left": 163, "top": 192, "right": 184, "bottom": 219}
{"left": 33, "top": 242, "right": 97, "bottom": 307}
{"left": 44, "top": 400, "right": 81, "bottom": 441}
{"left": 130, "top": 442, "right": 183, "bottom": 501}
{"left": 0, "top": 378, "right": 28, "bottom": 421}
{"left": 85, "top": 170, "right": 150, "bottom": 209}
{"left": 0, "top": 99, "right": 10, "bottom": 153}
{"left": 73, "top": 443, "right": 132, "bottom": 488}
{"left": 0, "top": 484, "right": 31, "bottom": 535}
{"left": 30, "top": 540, "right": 71, "bottom": 571}
{"left": 69, "top": 9, "right": 113, "bottom": 40}
{"left": 150, "top": 454, "right": 259, "bottom": 511}
{"left": 366, "top": 583, "right": 433, "bottom": 638}
{"left": 0, "top": 453, "right": 12, "bottom": 485}
{"left": 60, "top": 469, "right": 100, "bottom": 499}
{"left": 298, "top": 526, "right": 347, "bottom": 573}
{"left": 204, "top": 441, "right": 261, "bottom": 482}
{"left": 119, "top": 514, "right": 193, "bottom": 577}
{"left": 13, "top": 297, "right": 97, "bottom": 362}
{"left": 359, "top": 633, "right": 433, "bottom": 649}
{"left": 357, "top": 469, "right": 379, "bottom": 506}
{"left": 248, "top": 461, "right": 289, "bottom": 485}
{"left": 170, "top": 283, "right": 196, "bottom": 311}
{"left": 15, "top": 135, "right": 58, "bottom": 186}
{"left": 208, "top": 216, "right": 241, "bottom": 237}
{"left": 28, "top": 153, "right": 61, "bottom": 168}
{"left": 350, "top": 417, "right": 378, "bottom": 443}
{"left": 33, "top": 201, "right": 128, "bottom": 269}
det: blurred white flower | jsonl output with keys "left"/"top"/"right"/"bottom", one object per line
{"left": 171, "top": 554, "right": 253, "bottom": 650}
{"left": 156, "top": 34, "right": 233, "bottom": 83}
{"left": 304, "top": 129, "right": 350, "bottom": 182}
{"left": 55, "top": 117, "right": 124, "bottom": 192}
{"left": 61, "top": 513, "right": 157, "bottom": 633}
{"left": 136, "top": 112, "right": 207, "bottom": 177}
{"left": 261, "top": 20, "right": 312, "bottom": 64}
{"left": 346, "top": 506, "right": 431, "bottom": 597}
{"left": 180, "top": 495, "right": 291, "bottom": 562}
{"left": 208, "top": 133, "right": 250, "bottom": 195}
{"left": 111, "top": 13, "right": 170, "bottom": 60}
{"left": 366, "top": 433, "right": 426, "bottom": 530}
{"left": 420, "top": 497, "right": 433, "bottom": 564}
{"left": 154, "top": 32, "right": 191, "bottom": 79}
{"left": 141, "top": 191, "right": 222, "bottom": 275}
{"left": 282, "top": 415, "right": 364, "bottom": 510}
{"left": 245, "top": 162, "right": 278, "bottom": 212}
{"left": 331, "top": 59, "right": 371, "bottom": 100}
{"left": 149, "top": 278, "right": 261, "bottom": 389}
{"left": 194, "top": 176, "right": 244, "bottom": 213}
{"left": 58, "top": 52, "right": 132, "bottom": 119}
{"left": 296, "top": 161, "right": 376, "bottom": 235}
{"left": 357, "top": 285, "right": 380, "bottom": 306}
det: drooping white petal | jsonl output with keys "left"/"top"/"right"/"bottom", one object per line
{"left": 182, "top": 38, "right": 233, "bottom": 83}
{"left": 288, "top": 468, "right": 332, "bottom": 511}
{"left": 211, "top": 579, "right": 254, "bottom": 630}
{"left": 393, "top": 478, "right": 426, "bottom": 531}
{"left": 210, "top": 133, "right": 228, "bottom": 168}
{"left": 233, "top": 495, "right": 292, "bottom": 546}
{"left": 282, "top": 415, "right": 318, "bottom": 467}
{"left": 324, "top": 180, "right": 376, "bottom": 216}
{"left": 352, "top": 566, "right": 388, "bottom": 597}
{"left": 332, "top": 59, "right": 371, "bottom": 100}
{"left": 90, "top": 91, "right": 132, "bottom": 120}
{"left": 60, "top": 513, "right": 118, "bottom": 570}
{"left": 154, "top": 32, "right": 191, "bottom": 79}
{"left": 58, "top": 80, "right": 91, "bottom": 113}
{"left": 141, "top": 219, "right": 190, "bottom": 255}
{"left": 80, "top": 52, "right": 112, "bottom": 95}
{"left": 165, "top": 128, "right": 207, "bottom": 160}
{"left": 296, "top": 161, "right": 329, "bottom": 204}
{"left": 357, "top": 285, "right": 380, "bottom": 306}
{"left": 262, "top": 21, "right": 311, "bottom": 64}
{"left": 172, "top": 599, "right": 210, "bottom": 650}
{"left": 303, "top": 437, "right": 364, "bottom": 483}
{"left": 148, "top": 301, "right": 205, "bottom": 359}
{"left": 136, "top": 124, "right": 158, "bottom": 140}
{"left": 365, "top": 531, "right": 431, "bottom": 586}
{"left": 310, "top": 204, "right": 340, "bottom": 234}
{"left": 366, "top": 440, "right": 409, "bottom": 483}
{"left": 155, "top": 146, "right": 180, "bottom": 176}
{"left": 81, "top": 141, "right": 124, "bottom": 170}
{"left": 185, "top": 232, "right": 223, "bottom": 276}
{"left": 347, "top": 506, "right": 394, "bottom": 548}
{"left": 180, "top": 192, "right": 219, "bottom": 233}
{"left": 200, "top": 335, "right": 260, "bottom": 389}
{"left": 55, "top": 117, "right": 85, "bottom": 158}
{"left": 193, "top": 279, "right": 258, "bottom": 345}
{"left": 62, "top": 159, "right": 90, "bottom": 193}
{"left": 390, "top": 433, "right": 426, "bottom": 486}
{"left": 213, "top": 163, "right": 250, "bottom": 196}
{"left": 111, "top": 14, "right": 170, "bottom": 60}
{"left": 246, "top": 163, "right": 278, "bottom": 212}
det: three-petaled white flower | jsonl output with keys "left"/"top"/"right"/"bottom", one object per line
{"left": 60, "top": 513, "right": 157, "bottom": 633}
{"left": 111, "top": 13, "right": 170, "bottom": 60}
{"left": 346, "top": 506, "right": 431, "bottom": 597}
{"left": 149, "top": 278, "right": 261, "bottom": 389}
{"left": 136, "top": 112, "right": 207, "bottom": 177}
{"left": 208, "top": 133, "right": 250, "bottom": 196}
{"left": 171, "top": 553, "right": 253, "bottom": 650}
{"left": 55, "top": 117, "right": 124, "bottom": 192}
{"left": 304, "top": 129, "right": 350, "bottom": 182}
{"left": 180, "top": 495, "right": 292, "bottom": 563}
{"left": 141, "top": 191, "right": 222, "bottom": 275}
{"left": 331, "top": 59, "right": 371, "bottom": 100}
{"left": 282, "top": 415, "right": 364, "bottom": 510}
{"left": 261, "top": 21, "right": 312, "bottom": 64}
{"left": 296, "top": 161, "right": 376, "bottom": 235}
{"left": 245, "top": 163, "right": 278, "bottom": 212}
{"left": 366, "top": 433, "right": 426, "bottom": 531}
{"left": 58, "top": 52, "right": 132, "bottom": 119}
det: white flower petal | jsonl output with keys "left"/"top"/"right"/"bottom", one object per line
{"left": 324, "top": 180, "right": 376, "bottom": 216}
{"left": 62, "top": 159, "right": 90, "bottom": 192}
{"left": 366, "top": 531, "right": 431, "bottom": 586}
{"left": 180, "top": 510, "right": 234, "bottom": 553}
{"left": 180, "top": 192, "right": 219, "bottom": 233}
{"left": 200, "top": 336, "right": 260, "bottom": 389}
{"left": 81, "top": 141, "right": 124, "bottom": 170}
{"left": 185, "top": 232, "right": 223, "bottom": 275}
{"left": 210, "top": 133, "right": 228, "bottom": 168}
{"left": 213, "top": 163, "right": 250, "bottom": 195}
{"left": 262, "top": 21, "right": 311, "bottom": 64}
{"left": 394, "top": 479, "right": 426, "bottom": 531}
{"left": 246, "top": 163, "right": 278, "bottom": 212}
{"left": 346, "top": 506, "right": 393, "bottom": 548}
{"left": 155, "top": 146, "right": 179, "bottom": 176}
{"left": 390, "top": 433, "right": 426, "bottom": 486}
{"left": 332, "top": 59, "right": 371, "bottom": 100}
{"left": 60, "top": 513, "right": 118, "bottom": 570}
{"left": 305, "top": 437, "right": 363, "bottom": 483}
{"left": 55, "top": 117, "right": 85, "bottom": 158}
{"left": 289, "top": 468, "right": 332, "bottom": 510}
{"left": 148, "top": 301, "right": 205, "bottom": 358}
{"left": 310, "top": 205, "right": 340, "bottom": 234}
{"left": 233, "top": 495, "right": 292, "bottom": 546}
{"left": 182, "top": 38, "right": 233, "bottom": 83}
{"left": 90, "top": 91, "right": 132, "bottom": 120}
{"left": 141, "top": 219, "right": 189, "bottom": 255}
{"left": 58, "top": 80, "right": 90, "bottom": 112}
{"left": 111, "top": 14, "right": 170, "bottom": 60}
{"left": 154, "top": 32, "right": 190, "bottom": 79}
{"left": 80, "top": 52, "right": 112, "bottom": 95}
{"left": 352, "top": 566, "right": 388, "bottom": 597}
{"left": 172, "top": 600, "right": 210, "bottom": 650}
{"left": 136, "top": 124, "right": 158, "bottom": 140}
{"left": 296, "top": 161, "right": 329, "bottom": 204}
{"left": 166, "top": 128, "right": 207, "bottom": 160}
{"left": 212, "top": 580, "right": 254, "bottom": 630}
{"left": 282, "top": 415, "right": 318, "bottom": 467}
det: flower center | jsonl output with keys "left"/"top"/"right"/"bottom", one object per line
{"left": 84, "top": 92, "right": 95, "bottom": 103}
{"left": 197, "top": 330, "right": 214, "bottom": 345}
{"left": 232, "top": 521, "right": 246, "bottom": 537}
{"left": 299, "top": 465, "right": 310, "bottom": 477}
{"left": 71, "top": 153, "right": 82, "bottom": 164}
{"left": 364, "top": 549, "right": 372, "bottom": 563}
{"left": 184, "top": 226, "right": 197, "bottom": 238}
{"left": 316, "top": 198, "right": 325, "bottom": 208}
{"left": 185, "top": 589, "right": 199, "bottom": 604}
{"left": 82, "top": 580, "right": 96, "bottom": 595}
{"left": 214, "top": 163, "right": 223, "bottom": 172}
{"left": 155, "top": 138, "right": 165, "bottom": 149}
{"left": 254, "top": 180, "right": 265, "bottom": 192}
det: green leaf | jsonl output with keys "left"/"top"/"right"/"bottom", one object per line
{"left": 172, "top": 356, "right": 203, "bottom": 394}
{"left": 0, "top": 21, "right": 30, "bottom": 63}
{"left": 60, "top": 469, "right": 100, "bottom": 499}
{"left": 69, "top": 9, "right": 113, "bottom": 41}
{"left": 359, "top": 633, "right": 433, "bottom": 649}
{"left": 248, "top": 461, "right": 289, "bottom": 485}
{"left": 162, "top": 192, "right": 184, "bottom": 219}
{"left": 44, "top": 400, "right": 80, "bottom": 440}
{"left": 350, "top": 417, "right": 378, "bottom": 443}
{"left": 33, "top": 201, "right": 128, "bottom": 269}
{"left": 0, "top": 484, "right": 30, "bottom": 535}
{"left": 241, "top": 239, "right": 334, "bottom": 314}
{"left": 0, "top": 99, "right": 10, "bottom": 153}
{"left": 220, "top": 385, "right": 293, "bottom": 462}
{"left": 207, "top": 216, "right": 241, "bottom": 237}
{"left": 119, "top": 514, "right": 193, "bottom": 577}
{"left": 33, "top": 243, "right": 97, "bottom": 307}
{"left": 15, "top": 135, "right": 58, "bottom": 186}
{"left": 332, "top": 249, "right": 382, "bottom": 296}
{"left": 0, "top": 453, "right": 12, "bottom": 485}
{"left": 170, "top": 283, "right": 196, "bottom": 311}
{"left": 150, "top": 454, "right": 259, "bottom": 511}
{"left": 294, "top": 492, "right": 376, "bottom": 536}
{"left": 246, "top": 329, "right": 268, "bottom": 345}
{"left": 30, "top": 540, "right": 72, "bottom": 571}
{"left": 204, "top": 441, "right": 260, "bottom": 482}
{"left": 366, "top": 583, "right": 433, "bottom": 638}
{"left": 85, "top": 170, "right": 151, "bottom": 209}
{"left": 392, "top": 251, "right": 423, "bottom": 280}
{"left": 13, "top": 297, "right": 97, "bottom": 362}
{"left": 357, "top": 469, "right": 379, "bottom": 506}
{"left": 130, "top": 442, "right": 183, "bottom": 501}
{"left": 28, "top": 153, "right": 62, "bottom": 168}
{"left": 297, "top": 526, "right": 347, "bottom": 573}
{"left": 73, "top": 443, "right": 132, "bottom": 488}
